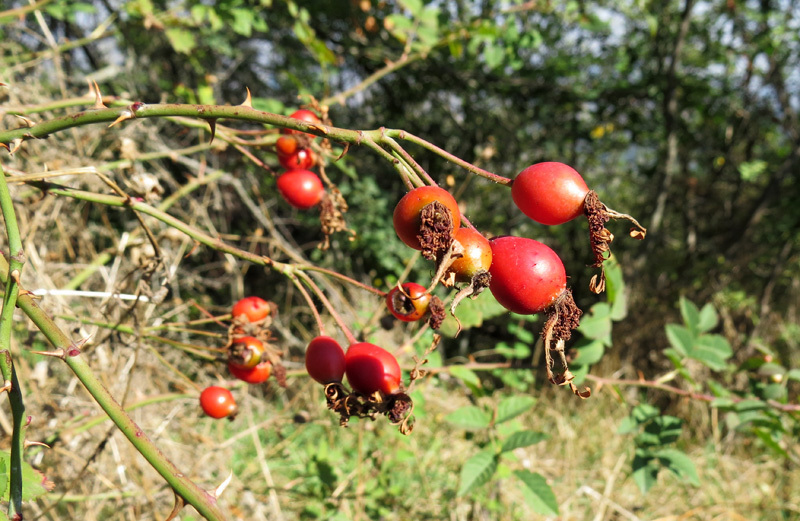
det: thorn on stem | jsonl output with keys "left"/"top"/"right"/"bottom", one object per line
{"left": 240, "top": 87, "right": 253, "bottom": 108}
{"left": 90, "top": 80, "right": 107, "bottom": 109}
{"left": 30, "top": 348, "right": 66, "bottom": 359}
{"left": 213, "top": 470, "right": 234, "bottom": 499}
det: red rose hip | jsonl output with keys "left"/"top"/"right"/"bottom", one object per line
{"left": 345, "top": 342, "right": 402, "bottom": 395}
{"left": 488, "top": 236, "right": 566, "bottom": 315}
{"left": 305, "top": 336, "right": 346, "bottom": 385}
{"left": 277, "top": 169, "right": 324, "bottom": 209}
{"left": 511, "top": 162, "right": 589, "bottom": 225}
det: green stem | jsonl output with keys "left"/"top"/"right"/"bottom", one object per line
{"left": 388, "top": 129, "right": 512, "bottom": 185}
{"left": 0, "top": 162, "right": 26, "bottom": 519}
{"left": 0, "top": 254, "right": 226, "bottom": 521}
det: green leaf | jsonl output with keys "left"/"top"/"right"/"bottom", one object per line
{"left": 165, "top": 28, "right": 197, "bottom": 54}
{"left": 697, "top": 303, "right": 718, "bottom": 332}
{"left": 691, "top": 334, "right": 732, "bottom": 371}
{"left": 445, "top": 406, "right": 491, "bottom": 430}
{"left": 495, "top": 396, "right": 536, "bottom": 424}
{"left": 501, "top": 430, "right": 548, "bottom": 453}
{"left": 632, "top": 451, "right": 659, "bottom": 494}
{"left": 448, "top": 366, "right": 482, "bottom": 392}
{"left": 786, "top": 369, "right": 800, "bottom": 382}
{"left": 400, "top": 0, "right": 423, "bottom": 16}
{"left": 457, "top": 450, "right": 498, "bottom": 496}
{"left": 570, "top": 338, "right": 605, "bottom": 367}
{"left": 0, "top": 451, "right": 55, "bottom": 501}
{"left": 440, "top": 291, "right": 508, "bottom": 337}
{"left": 515, "top": 470, "right": 559, "bottom": 516}
{"left": 738, "top": 160, "right": 768, "bottom": 182}
{"left": 604, "top": 256, "right": 628, "bottom": 320}
{"left": 631, "top": 403, "right": 660, "bottom": 424}
{"left": 679, "top": 297, "right": 701, "bottom": 334}
{"left": 230, "top": 8, "right": 255, "bottom": 36}
{"left": 665, "top": 324, "right": 694, "bottom": 357}
{"left": 753, "top": 427, "right": 789, "bottom": 458}
{"left": 654, "top": 448, "right": 700, "bottom": 486}
{"left": 577, "top": 303, "right": 612, "bottom": 344}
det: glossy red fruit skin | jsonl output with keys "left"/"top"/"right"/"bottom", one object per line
{"left": 278, "top": 147, "right": 315, "bottom": 170}
{"left": 281, "top": 109, "right": 322, "bottom": 136}
{"left": 199, "top": 386, "right": 237, "bottom": 419}
{"left": 305, "top": 336, "right": 346, "bottom": 384}
{"left": 386, "top": 282, "right": 431, "bottom": 322}
{"left": 488, "top": 236, "right": 566, "bottom": 315}
{"left": 393, "top": 186, "right": 461, "bottom": 250}
{"left": 277, "top": 169, "right": 324, "bottom": 209}
{"left": 511, "top": 162, "right": 590, "bottom": 225}
{"left": 228, "top": 360, "right": 272, "bottom": 384}
{"left": 229, "top": 336, "right": 266, "bottom": 369}
{"left": 449, "top": 228, "right": 492, "bottom": 282}
{"left": 275, "top": 135, "right": 298, "bottom": 156}
{"left": 345, "top": 342, "right": 402, "bottom": 395}
{"left": 232, "top": 296, "right": 271, "bottom": 323}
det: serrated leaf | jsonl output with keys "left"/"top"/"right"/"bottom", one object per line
{"left": 495, "top": 396, "right": 536, "bottom": 424}
{"left": 501, "top": 430, "right": 548, "bottom": 452}
{"left": 654, "top": 448, "right": 700, "bottom": 486}
{"left": 665, "top": 324, "right": 694, "bottom": 357}
{"left": 457, "top": 450, "right": 498, "bottom": 496}
{"left": 679, "top": 297, "right": 701, "bottom": 334}
{"left": 515, "top": 470, "right": 559, "bottom": 516}
{"left": 445, "top": 406, "right": 491, "bottom": 430}
{"left": 0, "top": 451, "right": 55, "bottom": 501}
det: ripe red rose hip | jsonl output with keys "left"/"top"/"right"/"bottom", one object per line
{"left": 393, "top": 186, "right": 461, "bottom": 250}
{"left": 228, "top": 359, "right": 272, "bottom": 384}
{"left": 345, "top": 342, "right": 402, "bottom": 395}
{"left": 278, "top": 147, "right": 315, "bottom": 170}
{"left": 277, "top": 169, "right": 324, "bottom": 209}
{"left": 511, "top": 162, "right": 589, "bottom": 225}
{"left": 305, "top": 336, "right": 346, "bottom": 385}
{"left": 386, "top": 282, "right": 431, "bottom": 322}
{"left": 199, "top": 386, "right": 238, "bottom": 419}
{"left": 488, "top": 236, "right": 566, "bottom": 315}
{"left": 232, "top": 296, "right": 271, "bottom": 323}
{"left": 281, "top": 109, "right": 322, "bottom": 137}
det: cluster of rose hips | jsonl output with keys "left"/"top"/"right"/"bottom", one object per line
{"left": 274, "top": 109, "right": 326, "bottom": 210}
{"left": 199, "top": 296, "right": 282, "bottom": 419}
{"left": 377, "top": 161, "right": 645, "bottom": 399}
{"left": 202, "top": 129, "right": 645, "bottom": 427}
{"left": 303, "top": 336, "right": 420, "bottom": 434}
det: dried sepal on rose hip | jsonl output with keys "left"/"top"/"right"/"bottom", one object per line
{"left": 318, "top": 342, "right": 417, "bottom": 434}
{"left": 488, "top": 236, "right": 590, "bottom": 398}
{"left": 510, "top": 161, "right": 646, "bottom": 293}
{"left": 393, "top": 186, "right": 460, "bottom": 259}
{"left": 318, "top": 184, "right": 354, "bottom": 250}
